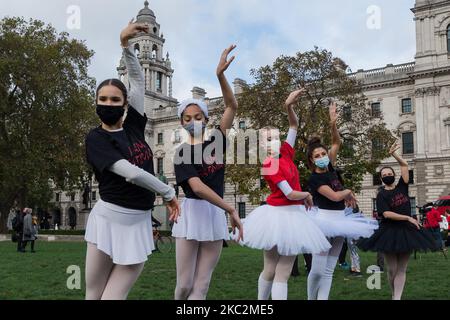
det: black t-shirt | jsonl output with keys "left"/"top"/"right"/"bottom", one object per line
{"left": 174, "top": 128, "right": 227, "bottom": 199}
{"left": 85, "top": 106, "right": 155, "bottom": 211}
{"left": 308, "top": 164, "right": 346, "bottom": 210}
{"left": 376, "top": 177, "right": 411, "bottom": 219}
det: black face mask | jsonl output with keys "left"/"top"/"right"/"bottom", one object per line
{"left": 382, "top": 176, "right": 396, "bottom": 186}
{"left": 96, "top": 104, "right": 125, "bottom": 126}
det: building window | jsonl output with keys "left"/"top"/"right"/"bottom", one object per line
{"left": 447, "top": 25, "right": 450, "bottom": 53}
{"left": 373, "top": 173, "right": 382, "bottom": 186}
{"left": 402, "top": 132, "right": 414, "bottom": 155}
{"left": 174, "top": 130, "right": 181, "bottom": 143}
{"left": 372, "top": 138, "right": 383, "bottom": 156}
{"left": 410, "top": 197, "right": 417, "bottom": 216}
{"left": 156, "top": 72, "right": 162, "bottom": 92}
{"left": 152, "top": 44, "right": 158, "bottom": 59}
{"left": 92, "top": 191, "right": 97, "bottom": 201}
{"left": 134, "top": 43, "right": 140, "bottom": 57}
{"left": 157, "top": 133, "right": 164, "bottom": 145}
{"left": 55, "top": 193, "right": 60, "bottom": 202}
{"left": 371, "top": 103, "right": 381, "bottom": 118}
{"left": 157, "top": 158, "right": 164, "bottom": 175}
{"left": 402, "top": 98, "right": 412, "bottom": 114}
{"left": 342, "top": 138, "right": 354, "bottom": 158}
{"left": 343, "top": 106, "right": 352, "bottom": 121}
{"left": 409, "top": 170, "right": 415, "bottom": 185}
{"left": 238, "top": 202, "right": 246, "bottom": 219}
{"left": 71, "top": 194, "right": 75, "bottom": 202}
{"left": 239, "top": 121, "right": 246, "bottom": 130}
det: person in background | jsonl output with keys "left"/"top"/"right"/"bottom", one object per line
{"left": 22, "top": 208, "right": 36, "bottom": 253}
{"left": 13, "top": 209, "right": 25, "bottom": 253}
{"left": 424, "top": 204, "right": 444, "bottom": 250}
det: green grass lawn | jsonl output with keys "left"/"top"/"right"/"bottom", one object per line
{"left": 0, "top": 241, "right": 448, "bottom": 300}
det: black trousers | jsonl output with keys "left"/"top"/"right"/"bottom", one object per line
{"left": 16, "top": 233, "right": 23, "bottom": 251}
{"left": 22, "top": 240, "right": 35, "bottom": 251}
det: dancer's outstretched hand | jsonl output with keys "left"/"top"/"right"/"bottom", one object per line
{"left": 304, "top": 193, "right": 314, "bottom": 211}
{"left": 408, "top": 217, "right": 421, "bottom": 230}
{"left": 167, "top": 197, "right": 181, "bottom": 224}
{"left": 345, "top": 191, "right": 358, "bottom": 209}
{"left": 120, "top": 19, "right": 150, "bottom": 47}
{"left": 217, "top": 45, "right": 236, "bottom": 76}
{"left": 285, "top": 88, "right": 307, "bottom": 107}
{"left": 329, "top": 101, "right": 338, "bottom": 123}
{"left": 229, "top": 209, "right": 244, "bottom": 242}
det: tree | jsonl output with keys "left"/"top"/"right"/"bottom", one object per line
{"left": 225, "top": 47, "right": 395, "bottom": 204}
{"left": 0, "top": 17, "right": 98, "bottom": 232}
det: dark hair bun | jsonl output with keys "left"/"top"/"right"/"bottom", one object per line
{"left": 307, "top": 136, "right": 322, "bottom": 147}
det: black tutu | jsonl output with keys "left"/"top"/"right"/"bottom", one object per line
{"left": 357, "top": 220, "right": 440, "bottom": 254}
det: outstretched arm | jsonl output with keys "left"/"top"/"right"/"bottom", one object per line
{"left": 187, "top": 177, "right": 244, "bottom": 241}
{"left": 329, "top": 102, "right": 341, "bottom": 166}
{"left": 218, "top": 45, "right": 238, "bottom": 135}
{"left": 389, "top": 142, "right": 409, "bottom": 184}
{"left": 120, "top": 20, "right": 149, "bottom": 116}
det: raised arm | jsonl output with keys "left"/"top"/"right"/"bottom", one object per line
{"left": 218, "top": 45, "right": 238, "bottom": 135}
{"left": 284, "top": 89, "right": 306, "bottom": 147}
{"left": 328, "top": 102, "right": 341, "bottom": 166}
{"left": 389, "top": 142, "right": 409, "bottom": 184}
{"left": 120, "top": 20, "right": 149, "bottom": 116}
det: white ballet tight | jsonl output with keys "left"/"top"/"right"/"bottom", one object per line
{"left": 258, "top": 247, "right": 296, "bottom": 300}
{"left": 85, "top": 243, "right": 145, "bottom": 300}
{"left": 174, "top": 238, "right": 223, "bottom": 300}
{"left": 307, "top": 237, "right": 344, "bottom": 300}
{"left": 384, "top": 252, "right": 410, "bottom": 300}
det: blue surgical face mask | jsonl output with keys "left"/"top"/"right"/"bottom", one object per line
{"left": 183, "top": 121, "right": 206, "bottom": 137}
{"left": 315, "top": 156, "right": 330, "bottom": 169}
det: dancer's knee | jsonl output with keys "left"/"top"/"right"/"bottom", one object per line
{"left": 175, "top": 285, "right": 193, "bottom": 300}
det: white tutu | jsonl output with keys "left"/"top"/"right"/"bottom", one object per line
{"left": 308, "top": 207, "right": 379, "bottom": 239}
{"left": 85, "top": 200, "right": 155, "bottom": 266}
{"left": 172, "top": 198, "right": 229, "bottom": 241}
{"left": 233, "top": 205, "right": 332, "bottom": 256}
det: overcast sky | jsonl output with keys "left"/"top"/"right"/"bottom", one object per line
{"left": 1, "top": 0, "right": 416, "bottom": 100}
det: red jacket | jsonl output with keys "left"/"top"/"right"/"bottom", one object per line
{"left": 424, "top": 209, "right": 441, "bottom": 229}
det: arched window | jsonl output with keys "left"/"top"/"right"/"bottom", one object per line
{"left": 447, "top": 25, "right": 450, "bottom": 53}
{"left": 134, "top": 43, "right": 140, "bottom": 57}
{"left": 152, "top": 44, "right": 158, "bottom": 59}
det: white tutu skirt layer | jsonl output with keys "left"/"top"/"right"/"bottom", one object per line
{"left": 85, "top": 200, "right": 155, "bottom": 266}
{"left": 172, "top": 198, "right": 229, "bottom": 241}
{"left": 308, "top": 207, "right": 379, "bottom": 240}
{"left": 234, "top": 205, "right": 332, "bottom": 256}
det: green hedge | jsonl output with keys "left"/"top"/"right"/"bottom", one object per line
{"left": 38, "top": 230, "right": 86, "bottom": 236}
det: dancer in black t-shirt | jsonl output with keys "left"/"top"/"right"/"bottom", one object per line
{"left": 84, "top": 21, "right": 180, "bottom": 300}
{"left": 306, "top": 102, "right": 378, "bottom": 300}
{"left": 358, "top": 143, "right": 438, "bottom": 300}
{"left": 172, "top": 45, "right": 243, "bottom": 300}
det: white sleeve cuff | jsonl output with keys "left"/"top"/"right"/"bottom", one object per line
{"left": 286, "top": 129, "right": 297, "bottom": 148}
{"left": 277, "top": 180, "right": 293, "bottom": 197}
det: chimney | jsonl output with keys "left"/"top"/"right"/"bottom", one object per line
{"left": 191, "top": 87, "right": 206, "bottom": 100}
